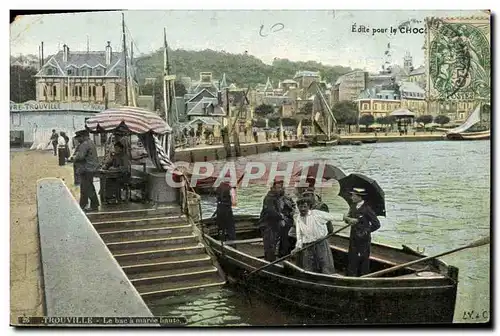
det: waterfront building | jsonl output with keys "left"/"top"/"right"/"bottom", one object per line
{"left": 399, "top": 81, "right": 427, "bottom": 116}
{"left": 355, "top": 87, "right": 401, "bottom": 119}
{"left": 331, "top": 70, "right": 368, "bottom": 105}
{"left": 34, "top": 42, "right": 137, "bottom": 107}
{"left": 10, "top": 101, "right": 105, "bottom": 147}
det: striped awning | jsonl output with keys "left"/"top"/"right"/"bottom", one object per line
{"left": 86, "top": 106, "right": 172, "bottom": 135}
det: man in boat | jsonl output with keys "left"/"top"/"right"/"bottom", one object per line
{"left": 73, "top": 129, "right": 100, "bottom": 212}
{"left": 302, "top": 189, "right": 329, "bottom": 212}
{"left": 278, "top": 194, "right": 296, "bottom": 257}
{"left": 259, "top": 179, "right": 286, "bottom": 262}
{"left": 214, "top": 173, "right": 236, "bottom": 242}
{"left": 101, "top": 141, "right": 131, "bottom": 203}
{"left": 291, "top": 197, "right": 346, "bottom": 274}
{"left": 344, "top": 187, "right": 381, "bottom": 277}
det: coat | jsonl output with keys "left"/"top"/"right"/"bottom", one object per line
{"left": 348, "top": 202, "right": 381, "bottom": 244}
{"left": 73, "top": 139, "right": 99, "bottom": 174}
{"left": 258, "top": 190, "right": 284, "bottom": 231}
{"left": 215, "top": 184, "right": 234, "bottom": 227}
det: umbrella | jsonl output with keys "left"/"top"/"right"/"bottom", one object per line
{"left": 292, "top": 163, "right": 346, "bottom": 181}
{"left": 85, "top": 106, "right": 171, "bottom": 135}
{"left": 338, "top": 173, "right": 386, "bottom": 217}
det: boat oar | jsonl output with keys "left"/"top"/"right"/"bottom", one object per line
{"left": 360, "top": 236, "right": 490, "bottom": 278}
{"left": 245, "top": 222, "right": 353, "bottom": 279}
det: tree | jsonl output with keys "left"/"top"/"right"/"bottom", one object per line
{"left": 299, "top": 102, "right": 313, "bottom": 115}
{"left": 416, "top": 115, "right": 434, "bottom": 127}
{"left": 376, "top": 116, "right": 388, "bottom": 126}
{"left": 281, "top": 117, "right": 298, "bottom": 127}
{"left": 252, "top": 118, "right": 266, "bottom": 128}
{"left": 10, "top": 65, "right": 37, "bottom": 103}
{"left": 434, "top": 115, "right": 451, "bottom": 126}
{"left": 254, "top": 103, "right": 275, "bottom": 117}
{"left": 359, "top": 114, "right": 375, "bottom": 128}
{"left": 268, "top": 118, "right": 279, "bottom": 128}
{"left": 134, "top": 48, "right": 355, "bottom": 88}
{"left": 332, "top": 101, "right": 358, "bottom": 132}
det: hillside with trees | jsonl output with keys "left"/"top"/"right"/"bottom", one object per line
{"left": 134, "top": 48, "right": 354, "bottom": 87}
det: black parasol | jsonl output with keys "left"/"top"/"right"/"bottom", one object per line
{"left": 338, "top": 173, "right": 386, "bottom": 217}
{"left": 293, "top": 163, "right": 347, "bottom": 181}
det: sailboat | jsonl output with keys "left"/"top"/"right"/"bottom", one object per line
{"left": 292, "top": 119, "right": 308, "bottom": 148}
{"left": 276, "top": 118, "right": 291, "bottom": 151}
{"left": 444, "top": 104, "right": 490, "bottom": 141}
{"left": 308, "top": 82, "right": 338, "bottom": 147}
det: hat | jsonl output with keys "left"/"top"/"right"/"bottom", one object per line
{"left": 350, "top": 187, "right": 368, "bottom": 196}
{"left": 296, "top": 197, "right": 312, "bottom": 206}
{"left": 75, "top": 129, "right": 89, "bottom": 137}
{"left": 272, "top": 178, "right": 284, "bottom": 186}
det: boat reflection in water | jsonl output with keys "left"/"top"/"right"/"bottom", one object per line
{"left": 200, "top": 214, "right": 459, "bottom": 325}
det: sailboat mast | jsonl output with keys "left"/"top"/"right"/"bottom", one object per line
{"left": 122, "top": 12, "right": 129, "bottom": 106}
{"left": 163, "top": 28, "right": 170, "bottom": 123}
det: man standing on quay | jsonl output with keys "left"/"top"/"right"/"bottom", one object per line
{"left": 73, "top": 130, "right": 100, "bottom": 212}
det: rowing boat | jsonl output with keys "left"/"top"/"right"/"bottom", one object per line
{"left": 199, "top": 214, "right": 459, "bottom": 324}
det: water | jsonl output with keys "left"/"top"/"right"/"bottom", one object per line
{"left": 151, "top": 141, "right": 491, "bottom": 325}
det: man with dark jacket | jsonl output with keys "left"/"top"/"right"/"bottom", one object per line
{"left": 344, "top": 188, "right": 381, "bottom": 276}
{"left": 214, "top": 180, "right": 236, "bottom": 242}
{"left": 259, "top": 179, "right": 285, "bottom": 262}
{"left": 278, "top": 194, "right": 296, "bottom": 257}
{"left": 73, "top": 129, "right": 100, "bottom": 211}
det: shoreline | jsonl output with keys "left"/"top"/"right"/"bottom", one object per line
{"left": 339, "top": 133, "right": 446, "bottom": 143}
{"left": 172, "top": 134, "right": 448, "bottom": 162}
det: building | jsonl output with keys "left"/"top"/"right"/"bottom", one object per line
{"left": 399, "top": 81, "right": 427, "bottom": 116}
{"left": 407, "top": 66, "right": 426, "bottom": 89}
{"left": 10, "top": 101, "right": 105, "bottom": 147}
{"left": 186, "top": 72, "right": 224, "bottom": 95}
{"left": 293, "top": 71, "right": 321, "bottom": 90}
{"left": 183, "top": 89, "right": 225, "bottom": 123}
{"left": 355, "top": 87, "right": 401, "bottom": 120}
{"left": 332, "top": 70, "right": 368, "bottom": 104}
{"left": 255, "top": 77, "right": 275, "bottom": 96}
{"left": 34, "top": 42, "right": 136, "bottom": 107}
{"left": 280, "top": 79, "right": 298, "bottom": 91}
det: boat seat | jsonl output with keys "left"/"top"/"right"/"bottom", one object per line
{"left": 331, "top": 245, "right": 418, "bottom": 269}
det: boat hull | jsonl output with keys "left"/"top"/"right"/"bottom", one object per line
{"left": 361, "top": 139, "right": 378, "bottom": 144}
{"left": 293, "top": 142, "right": 309, "bottom": 148}
{"left": 446, "top": 130, "right": 490, "bottom": 141}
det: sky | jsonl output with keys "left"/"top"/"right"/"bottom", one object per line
{"left": 10, "top": 9, "right": 487, "bottom": 72}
